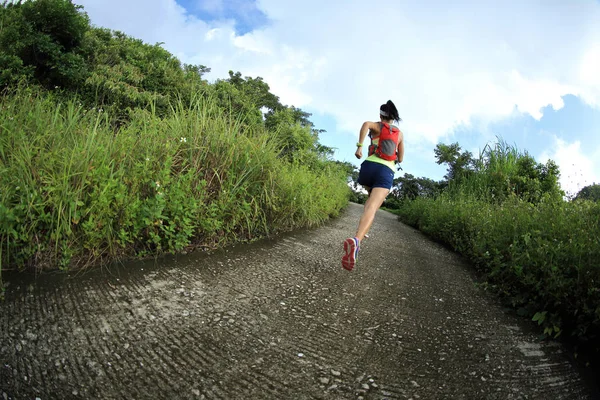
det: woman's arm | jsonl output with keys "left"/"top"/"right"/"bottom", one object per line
{"left": 396, "top": 131, "right": 404, "bottom": 163}
{"left": 358, "top": 121, "right": 379, "bottom": 146}
{"left": 355, "top": 121, "right": 379, "bottom": 159}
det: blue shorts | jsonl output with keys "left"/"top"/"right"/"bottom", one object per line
{"left": 357, "top": 160, "right": 394, "bottom": 190}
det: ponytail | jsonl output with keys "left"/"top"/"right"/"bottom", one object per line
{"left": 379, "top": 100, "right": 401, "bottom": 123}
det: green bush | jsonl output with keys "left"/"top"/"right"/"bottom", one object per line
{"left": 575, "top": 184, "right": 600, "bottom": 202}
{"left": 0, "top": 0, "right": 350, "bottom": 297}
{"left": 397, "top": 195, "right": 600, "bottom": 347}
{"left": 439, "top": 138, "right": 563, "bottom": 204}
{"left": 0, "top": 89, "right": 350, "bottom": 281}
{"left": 396, "top": 138, "right": 600, "bottom": 357}
{"left": 0, "top": 0, "right": 90, "bottom": 89}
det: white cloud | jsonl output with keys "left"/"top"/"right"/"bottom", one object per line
{"left": 232, "top": 31, "right": 272, "bottom": 54}
{"left": 539, "top": 137, "right": 600, "bottom": 197}
{"left": 76, "top": 0, "right": 600, "bottom": 148}
{"left": 580, "top": 46, "right": 600, "bottom": 86}
{"left": 204, "top": 28, "right": 220, "bottom": 41}
{"left": 198, "top": 0, "right": 223, "bottom": 13}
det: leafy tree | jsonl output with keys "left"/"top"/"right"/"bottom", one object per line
{"left": 333, "top": 161, "right": 358, "bottom": 188}
{"left": 474, "top": 141, "right": 562, "bottom": 204}
{"left": 436, "top": 139, "right": 563, "bottom": 204}
{"left": 434, "top": 142, "right": 475, "bottom": 182}
{"left": 280, "top": 105, "right": 314, "bottom": 129}
{"left": 79, "top": 28, "right": 188, "bottom": 118}
{"left": 264, "top": 107, "right": 317, "bottom": 163}
{"left": 224, "top": 71, "right": 318, "bottom": 129}
{"left": 0, "top": 0, "right": 90, "bottom": 89}
{"left": 227, "top": 70, "right": 282, "bottom": 113}
{"left": 314, "top": 138, "right": 334, "bottom": 159}
{"left": 575, "top": 184, "right": 600, "bottom": 202}
{"left": 389, "top": 174, "right": 442, "bottom": 202}
{"left": 182, "top": 64, "right": 210, "bottom": 87}
{"left": 0, "top": 0, "right": 335, "bottom": 166}
{"left": 209, "top": 79, "right": 264, "bottom": 127}
{"left": 0, "top": 1, "right": 210, "bottom": 117}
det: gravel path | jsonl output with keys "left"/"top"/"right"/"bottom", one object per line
{"left": 0, "top": 203, "right": 595, "bottom": 399}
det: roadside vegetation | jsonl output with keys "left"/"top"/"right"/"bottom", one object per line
{"left": 0, "top": 0, "right": 350, "bottom": 290}
{"left": 372, "top": 139, "right": 599, "bottom": 364}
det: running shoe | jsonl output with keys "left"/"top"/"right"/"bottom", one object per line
{"left": 341, "top": 237, "right": 360, "bottom": 271}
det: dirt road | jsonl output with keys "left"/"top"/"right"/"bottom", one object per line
{"left": 0, "top": 203, "right": 595, "bottom": 399}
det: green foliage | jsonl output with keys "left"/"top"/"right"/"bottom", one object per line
{"left": 209, "top": 79, "right": 264, "bottom": 128}
{"left": 267, "top": 108, "right": 319, "bottom": 164}
{"left": 0, "top": 0, "right": 333, "bottom": 147}
{"left": 575, "top": 184, "right": 600, "bottom": 202}
{"left": 387, "top": 174, "right": 442, "bottom": 205}
{"left": 438, "top": 138, "right": 563, "bottom": 204}
{"left": 0, "top": 0, "right": 350, "bottom": 290}
{"left": 227, "top": 70, "right": 282, "bottom": 113}
{"left": 434, "top": 142, "right": 474, "bottom": 182}
{"left": 397, "top": 138, "right": 599, "bottom": 358}
{"left": 76, "top": 27, "right": 211, "bottom": 122}
{"left": 0, "top": 0, "right": 90, "bottom": 89}
{"left": 349, "top": 190, "right": 368, "bottom": 205}
{"left": 333, "top": 161, "right": 368, "bottom": 204}
{"left": 396, "top": 195, "right": 600, "bottom": 347}
{"left": 79, "top": 28, "right": 176, "bottom": 117}
{"left": 0, "top": 89, "right": 350, "bottom": 275}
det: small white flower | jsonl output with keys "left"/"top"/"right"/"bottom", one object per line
{"left": 155, "top": 181, "right": 160, "bottom": 188}
{"left": 145, "top": 157, "right": 150, "bottom": 161}
{"left": 180, "top": 137, "right": 187, "bottom": 143}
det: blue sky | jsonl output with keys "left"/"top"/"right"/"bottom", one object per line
{"left": 76, "top": 0, "right": 600, "bottom": 196}
{"left": 174, "top": 0, "right": 269, "bottom": 35}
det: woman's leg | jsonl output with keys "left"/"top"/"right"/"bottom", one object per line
{"left": 343, "top": 162, "right": 391, "bottom": 271}
{"left": 355, "top": 187, "right": 389, "bottom": 241}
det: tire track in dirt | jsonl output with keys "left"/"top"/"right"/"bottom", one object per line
{"left": 0, "top": 203, "right": 597, "bottom": 399}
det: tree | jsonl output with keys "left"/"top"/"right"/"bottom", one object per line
{"left": 434, "top": 142, "right": 474, "bottom": 182}
{"left": 390, "top": 174, "right": 442, "bottom": 202}
{"left": 227, "top": 70, "right": 282, "bottom": 113}
{"left": 0, "top": 0, "right": 90, "bottom": 89}
{"left": 0, "top": 0, "right": 335, "bottom": 165}
{"left": 265, "top": 108, "right": 315, "bottom": 162}
{"left": 436, "top": 139, "right": 563, "bottom": 204}
{"left": 79, "top": 28, "right": 192, "bottom": 117}
{"left": 575, "top": 184, "right": 600, "bottom": 202}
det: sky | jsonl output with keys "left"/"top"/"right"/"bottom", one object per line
{"left": 75, "top": 0, "right": 600, "bottom": 196}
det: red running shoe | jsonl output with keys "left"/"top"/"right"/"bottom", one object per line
{"left": 342, "top": 237, "right": 360, "bottom": 271}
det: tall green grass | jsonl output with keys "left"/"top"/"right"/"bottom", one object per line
{"left": 0, "top": 88, "right": 349, "bottom": 285}
{"left": 446, "top": 138, "right": 562, "bottom": 204}
{"left": 395, "top": 140, "right": 600, "bottom": 357}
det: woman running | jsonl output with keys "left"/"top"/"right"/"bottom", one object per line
{"left": 342, "top": 100, "right": 404, "bottom": 271}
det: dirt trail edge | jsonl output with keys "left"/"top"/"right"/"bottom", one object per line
{"left": 1, "top": 203, "right": 596, "bottom": 399}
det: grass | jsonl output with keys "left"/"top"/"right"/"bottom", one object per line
{"left": 0, "top": 87, "right": 350, "bottom": 289}
{"left": 394, "top": 140, "right": 600, "bottom": 360}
